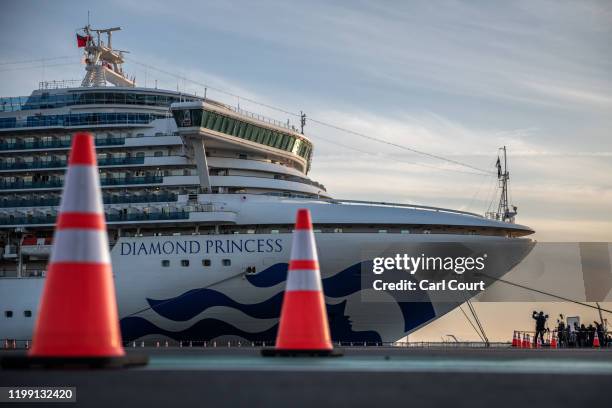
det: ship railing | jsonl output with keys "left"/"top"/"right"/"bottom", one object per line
{"left": 0, "top": 203, "right": 226, "bottom": 225}
{"left": 221, "top": 173, "right": 325, "bottom": 191}
{"left": 0, "top": 180, "right": 64, "bottom": 189}
{"left": 0, "top": 193, "right": 179, "bottom": 208}
{"left": 0, "top": 211, "right": 186, "bottom": 226}
{"left": 0, "top": 157, "right": 164, "bottom": 170}
{"left": 0, "top": 112, "right": 164, "bottom": 130}
{"left": 1, "top": 91, "right": 197, "bottom": 112}
{"left": 0, "top": 137, "right": 125, "bottom": 151}
{"left": 0, "top": 339, "right": 514, "bottom": 350}
{"left": 99, "top": 175, "right": 164, "bottom": 186}
{"left": 227, "top": 105, "right": 295, "bottom": 131}
{"left": 0, "top": 176, "right": 166, "bottom": 190}
{"left": 324, "top": 199, "right": 484, "bottom": 218}
{"left": 38, "top": 80, "right": 81, "bottom": 90}
{"left": 0, "top": 160, "right": 66, "bottom": 170}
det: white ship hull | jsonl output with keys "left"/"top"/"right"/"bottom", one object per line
{"left": 0, "top": 224, "right": 533, "bottom": 343}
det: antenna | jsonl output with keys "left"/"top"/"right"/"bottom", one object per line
{"left": 493, "top": 146, "right": 517, "bottom": 223}
{"left": 79, "top": 23, "right": 134, "bottom": 87}
{"left": 300, "top": 111, "right": 307, "bottom": 134}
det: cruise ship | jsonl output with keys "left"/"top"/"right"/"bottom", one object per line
{"left": 0, "top": 26, "right": 534, "bottom": 344}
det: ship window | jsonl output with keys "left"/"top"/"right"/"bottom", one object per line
{"left": 230, "top": 119, "right": 240, "bottom": 136}
{"left": 243, "top": 124, "right": 252, "bottom": 140}
{"left": 154, "top": 151, "right": 163, "bottom": 157}
{"left": 261, "top": 130, "right": 271, "bottom": 145}
{"left": 287, "top": 136, "right": 296, "bottom": 151}
{"left": 220, "top": 117, "right": 229, "bottom": 133}
{"left": 222, "top": 259, "right": 231, "bottom": 266}
{"left": 161, "top": 260, "right": 170, "bottom": 267}
{"left": 205, "top": 111, "right": 215, "bottom": 128}
{"left": 200, "top": 110, "right": 209, "bottom": 127}
{"left": 24, "top": 310, "right": 32, "bottom": 317}
{"left": 202, "top": 259, "right": 211, "bottom": 267}
{"left": 400, "top": 230, "right": 411, "bottom": 234}
{"left": 249, "top": 127, "right": 259, "bottom": 142}
{"left": 268, "top": 132, "right": 277, "bottom": 147}
{"left": 237, "top": 122, "right": 247, "bottom": 138}
{"left": 212, "top": 114, "right": 223, "bottom": 132}
{"left": 257, "top": 129, "right": 267, "bottom": 143}
{"left": 4, "top": 311, "right": 12, "bottom": 318}
{"left": 181, "top": 260, "right": 189, "bottom": 267}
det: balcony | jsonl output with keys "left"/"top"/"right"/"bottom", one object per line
{"left": 0, "top": 138, "right": 125, "bottom": 151}
{"left": 0, "top": 192, "right": 178, "bottom": 208}
{"left": 0, "top": 175, "right": 163, "bottom": 190}
{"left": 100, "top": 175, "right": 163, "bottom": 186}
{"left": 0, "top": 180, "right": 63, "bottom": 189}
{"left": 0, "top": 197, "right": 60, "bottom": 207}
{"left": 0, "top": 211, "right": 190, "bottom": 225}
{"left": 0, "top": 160, "right": 66, "bottom": 170}
{"left": 0, "top": 112, "right": 165, "bottom": 130}
{"left": 0, "top": 157, "right": 146, "bottom": 171}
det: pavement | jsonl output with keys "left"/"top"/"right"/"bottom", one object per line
{"left": 1, "top": 347, "right": 611, "bottom": 407}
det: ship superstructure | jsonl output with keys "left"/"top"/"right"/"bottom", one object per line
{"left": 0, "top": 26, "right": 534, "bottom": 344}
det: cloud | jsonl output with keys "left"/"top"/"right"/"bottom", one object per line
{"left": 1, "top": 0, "right": 611, "bottom": 242}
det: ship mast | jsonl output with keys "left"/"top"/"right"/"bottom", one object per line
{"left": 79, "top": 24, "right": 135, "bottom": 87}
{"left": 494, "top": 146, "right": 517, "bottom": 223}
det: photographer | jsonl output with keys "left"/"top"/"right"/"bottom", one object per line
{"left": 532, "top": 310, "right": 548, "bottom": 346}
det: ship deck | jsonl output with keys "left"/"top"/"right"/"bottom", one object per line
{"left": 1, "top": 347, "right": 611, "bottom": 407}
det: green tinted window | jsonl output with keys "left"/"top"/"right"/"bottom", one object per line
{"left": 270, "top": 132, "right": 278, "bottom": 147}
{"left": 244, "top": 124, "right": 254, "bottom": 140}
{"left": 257, "top": 129, "right": 270, "bottom": 143}
{"left": 196, "top": 109, "right": 312, "bottom": 160}
{"left": 205, "top": 111, "right": 216, "bottom": 128}
{"left": 261, "top": 130, "right": 271, "bottom": 145}
{"left": 238, "top": 122, "right": 247, "bottom": 138}
{"left": 220, "top": 117, "right": 229, "bottom": 133}
{"left": 249, "top": 126, "right": 264, "bottom": 142}
{"left": 231, "top": 119, "right": 240, "bottom": 136}
{"left": 212, "top": 114, "right": 223, "bottom": 132}
{"left": 275, "top": 135, "right": 284, "bottom": 149}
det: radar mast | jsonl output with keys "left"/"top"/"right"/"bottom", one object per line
{"left": 78, "top": 24, "right": 135, "bottom": 87}
{"left": 493, "top": 146, "right": 517, "bottom": 223}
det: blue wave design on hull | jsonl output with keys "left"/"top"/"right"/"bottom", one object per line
{"left": 121, "top": 301, "right": 382, "bottom": 343}
{"left": 125, "top": 262, "right": 435, "bottom": 340}
{"left": 148, "top": 289, "right": 284, "bottom": 321}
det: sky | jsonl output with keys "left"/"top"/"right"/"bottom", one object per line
{"left": 1, "top": 0, "right": 611, "bottom": 340}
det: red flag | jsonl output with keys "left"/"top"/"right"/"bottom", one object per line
{"left": 76, "top": 34, "right": 89, "bottom": 48}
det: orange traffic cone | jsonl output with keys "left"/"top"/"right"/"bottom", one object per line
{"left": 550, "top": 332, "right": 558, "bottom": 349}
{"left": 593, "top": 332, "right": 601, "bottom": 348}
{"left": 512, "top": 331, "right": 519, "bottom": 348}
{"left": 262, "top": 209, "right": 340, "bottom": 357}
{"left": 521, "top": 333, "right": 527, "bottom": 349}
{"left": 0, "top": 133, "right": 147, "bottom": 369}
{"left": 526, "top": 334, "right": 532, "bottom": 349}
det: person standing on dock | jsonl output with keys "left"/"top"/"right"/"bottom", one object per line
{"left": 594, "top": 322, "right": 605, "bottom": 348}
{"left": 556, "top": 315, "right": 567, "bottom": 348}
{"left": 532, "top": 311, "right": 548, "bottom": 347}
